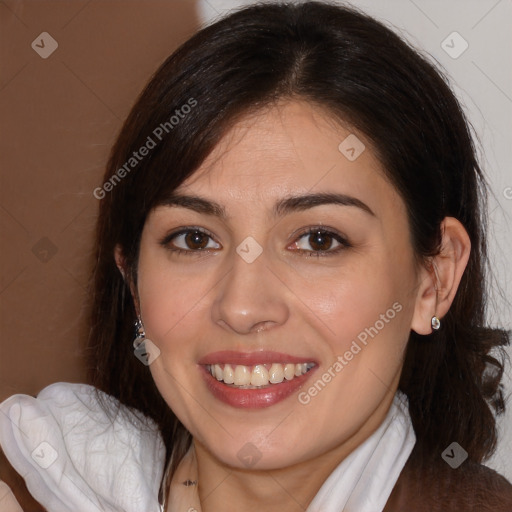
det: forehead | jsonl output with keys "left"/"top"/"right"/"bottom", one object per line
{"left": 173, "top": 100, "right": 395, "bottom": 212}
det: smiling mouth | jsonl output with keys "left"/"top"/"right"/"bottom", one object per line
{"left": 205, "top": 362, "right": 316, "bottom": 389}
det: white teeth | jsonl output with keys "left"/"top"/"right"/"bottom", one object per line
{"left": 251, "top": 364, "right": 269, "bottom": 386}
{"left": 284, "top": 363, "right": 295, "bottom": 380}
{"left": 269, "top": 363, "right": 284, "bottom": 384}
{"left": 234, "top": 365, "right": 251, "bottom": 386}
{"left": 208, "top": 362, "right": 314, "bottom": 387}
{"left": 223, "top": 364, "right": 234, "bottom": 384}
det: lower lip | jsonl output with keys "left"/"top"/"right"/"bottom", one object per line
{"left": 200, "top": 365, "right": 317, "bottom": 409}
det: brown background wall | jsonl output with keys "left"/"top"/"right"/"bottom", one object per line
{"left": 0, "top": 0, "right": 199, "bottom": 401}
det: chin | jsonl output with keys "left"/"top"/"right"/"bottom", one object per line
{"left": 202, "top": 429, "right": 312, "bottom": 471}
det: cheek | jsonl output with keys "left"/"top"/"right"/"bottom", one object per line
{"left": 135, "top": 247, "right": 216, "bottom": 429}
{"left": 136, "top": 249, "right": 210, "bottom": 356}
{"left": 299, "top": 254, "right": 413, "bottom": 355}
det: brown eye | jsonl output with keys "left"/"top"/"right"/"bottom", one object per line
{"left": 184, "top": 230, "right": 209, "bottom": 250}
{"left": 292, "top": 228, "right": 350, "bottom": 256}
{"left": 308, "top": 231, "right": 335, "bottom": 251}
{"left": 163, "top": 228, "right": 221, "bottom": 252}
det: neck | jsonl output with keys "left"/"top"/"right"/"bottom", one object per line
{"left": 195, "top": 390, "right": 396, "bottom": 512}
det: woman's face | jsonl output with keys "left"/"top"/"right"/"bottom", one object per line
{"left": 136, "top": 101, "right": 423, "bottom": 470}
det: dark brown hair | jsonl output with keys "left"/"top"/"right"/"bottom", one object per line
{"left": 87, "top": 0, "right": 509, "bottom": 475}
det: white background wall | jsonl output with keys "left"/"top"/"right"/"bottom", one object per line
{"left": 198, "top": 0, "right": 512, "bottom": 480}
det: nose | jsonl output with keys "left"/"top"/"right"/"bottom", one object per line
{"left": 211, "top": 247, "right": 290, "bottom": 336}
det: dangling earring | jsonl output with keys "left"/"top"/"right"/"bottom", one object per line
{"left": 132, "top": 316, "right": 160, "bottom": 365}
{"left": 431, "top": 316, "right": 441, "bottom": 331}
{"left": 133, "top": 317, "right": 146, "bottom": 348}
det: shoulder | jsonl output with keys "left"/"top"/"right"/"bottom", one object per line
{"left": 384, "top": 449, "right": 512, "bottom": 512}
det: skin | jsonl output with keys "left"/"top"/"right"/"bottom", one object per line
{"left": 116, "top": 100, "right": 470, "bottom": 512}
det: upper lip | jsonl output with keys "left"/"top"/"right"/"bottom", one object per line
{"left": 198, "top": 350, "right": 317, "bottom": 366}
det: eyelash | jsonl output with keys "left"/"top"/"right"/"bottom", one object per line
{"left": 159, "top": 226, "right": 351, "bottom": 258}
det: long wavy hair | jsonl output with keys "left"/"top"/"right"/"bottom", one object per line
{"left": 87, "top": 0, "right": 509, "bottom": 477}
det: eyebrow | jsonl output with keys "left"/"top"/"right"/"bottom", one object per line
{"left": 161, "top": 192, "right": 375, "bottom": 218}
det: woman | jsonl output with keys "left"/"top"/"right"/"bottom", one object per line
{"left": 1, "top": 1, "right": 511, "bottom": 510}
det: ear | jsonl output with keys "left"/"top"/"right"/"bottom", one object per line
{"left": 114, "top": 244, "right": 140, "bottom": 315}
{"left": 411, "top": 217, "right": 471, "bottom": 335}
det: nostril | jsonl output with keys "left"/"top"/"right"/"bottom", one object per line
{"left": 253, "top": 321, "right": 271, "bottom": 333}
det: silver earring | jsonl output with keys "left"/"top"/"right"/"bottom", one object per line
{"left": 133, "top": 317, "right": 146, "bottom": 348}
{"left": 431, "top": 316, "right": 441, "bottom": 330}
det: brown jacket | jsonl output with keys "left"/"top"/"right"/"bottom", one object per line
{"left": 383, "top": 449, "right": 512, "bottom": 512}
{"left": 2, "top": 447, "right": 512, "bottom": 511}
